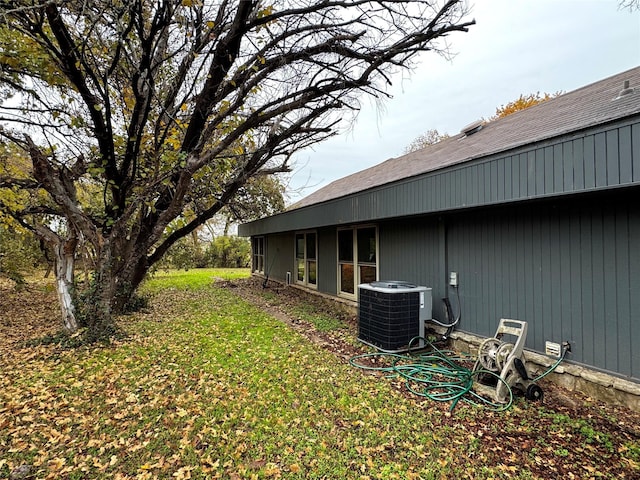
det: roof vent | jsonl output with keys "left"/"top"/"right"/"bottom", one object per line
{"left": 460, "top": 120, "right": 484, "bottom": 136}
{"left": 615, "top": 79, "right": 634, "bottom": 100}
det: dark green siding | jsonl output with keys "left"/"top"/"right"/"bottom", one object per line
{"left": 445, "top": 195, "right": 639, "bottom": 379}
{"left": 265, "top": 233, "right": 294, "bottom": 283}
{"left": 307, "top": 192, "right": 639, "bottom": 379}
{"left": 377, "top": 219, "right": 448, "bottom": 323}
{"left": 317, "top": 227, "right": 337, "bottom": 294}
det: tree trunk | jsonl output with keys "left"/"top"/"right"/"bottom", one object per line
{"left": 53, "top": 237, "right": 78, "bottom": 333}
{"left": 107, "top": 246, "right": 148, "bottom": 316}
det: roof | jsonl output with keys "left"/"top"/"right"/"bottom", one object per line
{"left": 290, "top": 66, "right": 640, "bottom": 210}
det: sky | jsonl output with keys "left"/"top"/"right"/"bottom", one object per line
{"left": 284, "top": 0, "right": 640, "bottom": 204}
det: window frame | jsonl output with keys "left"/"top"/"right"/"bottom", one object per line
{"left": 252, "top": 236, "right": 265, "bottom": 274}
{"left": 337, "top": 225, "right": 378, "bottom": 299}
{"left": 294, "top": 230, "right": 318, "bottom": 288}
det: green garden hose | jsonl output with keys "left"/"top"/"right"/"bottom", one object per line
{"left": 349, "top": 338, "right": 514, "bottom": 412}
{"left": 350, "top": 338, "right": 570, "bottom": 412}
{"left": 531, "top": 344, "right": 571, "bottom": 382}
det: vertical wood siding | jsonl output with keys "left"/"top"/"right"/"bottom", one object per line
{"left": 317, "top": 227, "right": 337, "bottom": 294}
{"left": 373, "top": 197, "right": 640, "bottom": 379}
{"left": 241, "top": 119, "right": 639, "bottom": 237}
{"left": 265, "top": 233, "right": 294, "bottom": 283}
{"left": 446, "top": 196, "right": 639, "bottom": 379}
{"left": 378, "top": 219, "right": 448, "bottom": 323}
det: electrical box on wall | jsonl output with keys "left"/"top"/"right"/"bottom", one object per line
{"left": 449, "top": 271, "right": 458, "bottom": 287}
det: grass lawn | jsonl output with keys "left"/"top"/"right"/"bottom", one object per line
{"left": 1, "top": 269, "right": 639, "bottom": 479}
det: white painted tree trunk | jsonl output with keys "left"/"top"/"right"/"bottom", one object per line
{"left": 54, "top": 240, "right": 78, "bottom": 333}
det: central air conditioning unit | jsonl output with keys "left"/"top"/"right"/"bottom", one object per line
{"left": 358, "top": 281, "right": 432, "bottom": 353}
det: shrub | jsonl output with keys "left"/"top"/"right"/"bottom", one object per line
{"left": 205, "top": 236, "right": 250, "bottom": 268}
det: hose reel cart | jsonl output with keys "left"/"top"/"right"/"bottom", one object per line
{"left": 473, "top": 318, "right": 543, "bottom": 403}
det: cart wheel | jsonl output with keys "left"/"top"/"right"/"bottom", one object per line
{"left": 525, "top": 384, "right": 543, "bottom": 401}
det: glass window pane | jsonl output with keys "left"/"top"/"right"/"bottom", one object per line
{"left": 360, "top": 265, "right": 376, "bottom": 284}
{"left": 296, "top": 234, "right": 304, "bottom": 259}
{"left": 254, "top": 237, "right": 263, "bottom": 255}
{"left": 308, "top": 261, "right": 317, "bottom": 285}
{"left": 297, "top": 259, "right": 304, "bottom": 281}
{"left": 340, "top": 264, "right": 354, "bottom": 294}
{"left": 306, "top": 233, "right": 316, "bottom": 260}
{"left": 252, "top": 237, "right": 264, "bottom": 273}
{"left": 338, "top": 230, "right": 353, "bottom": 262}
{"left": 357, "top": 227, "right": 376, "bottom": 264}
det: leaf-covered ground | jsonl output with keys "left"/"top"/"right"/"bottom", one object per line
{"left": 1, "top": 270, "right": 639, "bottom": 479}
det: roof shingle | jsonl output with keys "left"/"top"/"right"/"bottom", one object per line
{"left": 290, "top": 67, "right": 640, "bottom": 210}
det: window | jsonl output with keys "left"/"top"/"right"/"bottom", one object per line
{"left": 338, "top": 226, "right": 377, "bottom": 297}
{"left": 252, "top": 237, "right": 265, "bottom": 274}
{"left": 295, "top": 232, "right": 317, "bottom": 287}
{"left": 358, "top": 227, "right": 377, "bottom": 284}
{"left": 338, "top": 230, "right": 354, "bottom": 294}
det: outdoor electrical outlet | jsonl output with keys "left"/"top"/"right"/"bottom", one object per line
{"left": 545, "top": 341, "right": 561, "bottom": 357}
{"left": 449, "top": 271, "right": 458, "bottom": 287}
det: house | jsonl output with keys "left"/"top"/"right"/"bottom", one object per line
{"left": 239, "top": 67, "right": 640, "bottom": 408}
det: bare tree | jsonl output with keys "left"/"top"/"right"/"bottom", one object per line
{"left": 619, "top": 0, "right": 640, "bottom": 10}
{"left": 0, "top": 0, "right": 474, "bottom": 339}
{"left": 403, "top": 128, "right": 450, "bottom": 154}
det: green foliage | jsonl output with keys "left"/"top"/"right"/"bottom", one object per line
{"left": 205, "top": 236, "right": 250, "bottom": 268}
{"left": 225, "top": 175, "right": 287, "bottom": 223}
{"left": 0, "top": 226, "right": 45, "bottom": 286}
{"left": 72, "top": 274, "right": 123, "bottom": 343}
{"left": 122, "top": 292, "right": 150, "bottom": 314}
{"left": 158, "top": 235, "right": 250, "bottom": 270}
{"left": 157, "top": 236, "right": 205, "bottom": 270}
